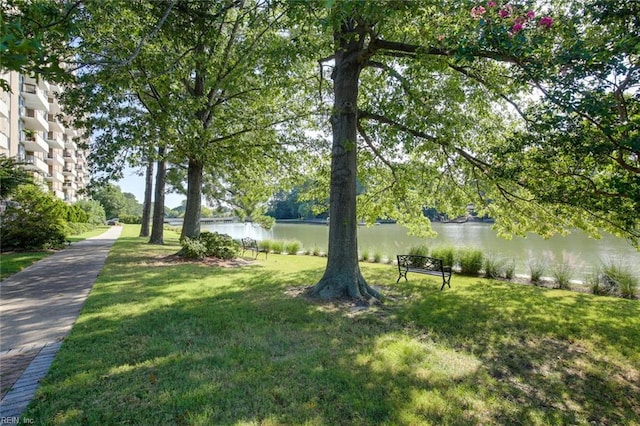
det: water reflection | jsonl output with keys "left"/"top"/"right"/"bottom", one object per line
{"left": 201, "top": 222, "right": 639, "bottom": 279}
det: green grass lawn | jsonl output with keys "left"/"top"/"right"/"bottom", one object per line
{"left": 24, "top": 225, "right": 640, "bottom": 425}
{"left": 0, "top": 251, "right": 52, "bottom": 280}
{"left": 66, "top": 225, "right": 111, "bottom": 243}
{"left": 0, "top": 226, "right": 109, "bottom": 281}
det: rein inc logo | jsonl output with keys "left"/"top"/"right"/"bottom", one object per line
{"left": 1, "top": 417, "right": 34, "bottom": 424}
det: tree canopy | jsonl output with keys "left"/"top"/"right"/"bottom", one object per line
{"left": 1, "top": 0, "right": 78, "bottom": 90}
{"left": 288, "top": 0, "right": 639, "bottom": 300}
{"left": 5, "top": 0, "right": 637, "bottom": 301}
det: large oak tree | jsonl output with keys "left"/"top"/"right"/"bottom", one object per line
{"left": 302, "top": 0, "right": 639, "bottom": 301}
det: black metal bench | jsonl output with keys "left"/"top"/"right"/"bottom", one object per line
{"left": 396, "top": 255, "right": 452, "bottom": 290}
{"left": 241, "top": 237, "right": 267, "bottom": 259}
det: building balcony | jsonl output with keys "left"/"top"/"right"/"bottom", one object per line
{"left": 45, "top": 170, "right": 64, "bottom": 183}
{"left": 62, "top": 166, "right": 77, "bottom": 177}
{"left": 46, "top": 131, "right": 65, "bottom": 150}
{"left": 0, "top": 131, "right": 8, "bottom": 151}
{"left": 49, "top": 81, "right": 62, "bottom": 94}
{"left": 46, "top": 152, "right": 65, "bottom": 166}
{"left": 0, "top": 98, "right": 8, "bottom": 118}
{"left": 21, "top": 83, "right": 49, "bottom": 112}
{"left": 65, "top": 127, "right": 77, "bottom": 138}
{"left": 24, "top": 155, "right": 48, "bottom": 174}
{"left": 21, "top": 133, "right": 49, "bottom": 153}
{"left": 51, "top": 188, "right": 65, "bottom": 200}
{"left": 65, "top": 139, "right": 77, "bottom": 151}
{"left": 23, "top": 108, "right": 49, "bottom": 132}
{"left": 63, "top": 150, "right": 77, "bottom": 163}
{"left": 48, "top": 97, "right": 61, "bottom": 114}
{"left": 47, "top": 114, "right": 65, "bottom": 133}
{"left": 24, "top": 75, "right": 50, "bottom": 92}
{"left": 63, "top": 181, "right": 77, "bottom": 190}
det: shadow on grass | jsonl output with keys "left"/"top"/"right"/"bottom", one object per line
{"left": 23, "top": 240, "right": 640, "bottom": 425}
{"left": 397, "top": 277, "right": 640, "bottom": 424}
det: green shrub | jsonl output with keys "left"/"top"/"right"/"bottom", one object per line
{"left": 587, "top": 266, "right": 607, "bottom": 295}
{"left": 180, "top": 232, "right": 240, "bottom": 260}
{"left": 457, "top": 247, "right": 484, "bottom": 276}
{"left": 284, "top": 240, "right": 301, "bottom": 255}
{"left": 528, "top": 258, "right": 546, "bottom": 284}
{"left": 599, "top": 261, "right": 638, "bottom": 299}
{"left": 180, "top": 237, "right": 208, "bottom": 259}
{"left": 65, "top": 204, "right": 89, "bottom": 223}
{"left": 199, "top": 232, "right": 240, "bottom": 260}
{"left": 360, "top": 249, "right": 370, "bottom": 262}
{"left": 119, "top": 215, "right": 142, "bottom": 224}
{"left": 65, "top": 222, "right": 95, "bottom": 236}
{"left": 271, "top": 240, "right": 284, "bottom": 254}
{"left": 551, "top": 262, "right": 574, "bottom": 289}
{"left": 408, "top": 245, "right": 429, "bottom": 257}
{"left": 258, "top": 240, "right": 273, "bottom": 253}
{"left": 0, "top": 185, "right": 68, "bottom": 251}
{"left": 431, "top": 246, "right": 455, "bottom": 268}
{"left": 504, "top": 260, "right": 516, "bottom": 280}
{"left": 312, "top": 246, "right": 321, "bottom": 256}
{"left": 484, "top": 254, "right": 506, "bottom": 279}
{"left": 372, "top": 251, "right": 382, "bottom": 263}
{"left": 75, "top": 199, "right": 106, "bottom": 225}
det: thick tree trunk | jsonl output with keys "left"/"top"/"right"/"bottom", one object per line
{"left": 149, "top": 147, "right": 166, "bottom": 245}
{"left": 180, "top": 158, "right": 202, "bottom": 239}
{"left": 311, "top": 21, "right": 381, "bottom": 302}
{"left": 139, "top": 154, "right": 154, "bottom": 237}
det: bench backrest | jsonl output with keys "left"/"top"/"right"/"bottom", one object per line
{"left": 397, "top": 255, "right": 443, "bottom": 271}
{"left": 241, "top": 237, "right": 258, "bottom": 249}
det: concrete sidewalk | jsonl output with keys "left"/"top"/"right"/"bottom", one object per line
{"left": 0, "top": 226, "right": 122, "bottom": 421}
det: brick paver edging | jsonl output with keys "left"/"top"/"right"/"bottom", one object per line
{"left": 0, "top": 341, "right": 62, "bottom": 423}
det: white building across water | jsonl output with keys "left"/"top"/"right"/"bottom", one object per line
{"left": 0, "top": 71, "right": 88, "bottom": 203}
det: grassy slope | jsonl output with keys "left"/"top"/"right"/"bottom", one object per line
{"left": 0, "top": 226, "right": 109, "bottom": 281}
{"left": 25, "top": 225, "right": 640, "bottom": 425}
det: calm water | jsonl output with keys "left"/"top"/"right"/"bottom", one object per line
{"left": 201, "top": 222, "right": 639, "bottom": 279}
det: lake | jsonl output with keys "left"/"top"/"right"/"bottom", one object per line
{"left": 200, "top": 221, "right": 639, "bottom": 280}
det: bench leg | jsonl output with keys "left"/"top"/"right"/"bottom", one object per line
{"left": 397, "top": 270, "right": 408, "bottom": 283}
{"left": 440, "top": 274, "right": 452, "bottom": 291}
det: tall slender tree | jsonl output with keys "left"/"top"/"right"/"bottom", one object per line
{"left": 139, "top": 153, "right": 154, "bottom": 237}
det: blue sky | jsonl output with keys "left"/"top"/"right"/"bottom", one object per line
{"left": 117, "top": 168, "right": 186, "bottom": 209}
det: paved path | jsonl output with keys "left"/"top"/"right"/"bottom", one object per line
{"left": 0, "top": 226, "right": 122, "bottom": 422}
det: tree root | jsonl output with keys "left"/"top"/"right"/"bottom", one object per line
{"left": 309, "top": 268, "right": 383, "bottom": 304}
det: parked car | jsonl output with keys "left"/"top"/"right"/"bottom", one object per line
{"left": 107, "top": 218, "right": 119, "bottom": 225}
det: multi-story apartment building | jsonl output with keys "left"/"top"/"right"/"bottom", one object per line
{"left": 0, "top": 71, "right": 89, "bottom": 203}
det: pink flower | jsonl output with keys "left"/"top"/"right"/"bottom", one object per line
{"left": 471, "top": 6, "right": 487, "bottom": 19}
{"left": 498, "top": 6, "right": 511, "bottom": 18}
{"left": 538, "top": 16, "right": 553, "bottom": 29}
{"left": 487, "top": 1, "right": 497, "bottom": 7}
{"left": 438, "top": 34, "right": 445, "bottom": 41}
{"left": 526, "top": 10, "right": 535, "bottom": 20}
{"left": 512, "top": 22, "right": 524, "bottom": 33}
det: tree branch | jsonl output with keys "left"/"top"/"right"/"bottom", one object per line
{"left": 108, "top": 0, "right": 177, "bottom": 68}
{"left": 356, "top": 121, "right": 397, "bottom": 179}
{"left": 447, "top": 63, "right": 533, "bottom": 126}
